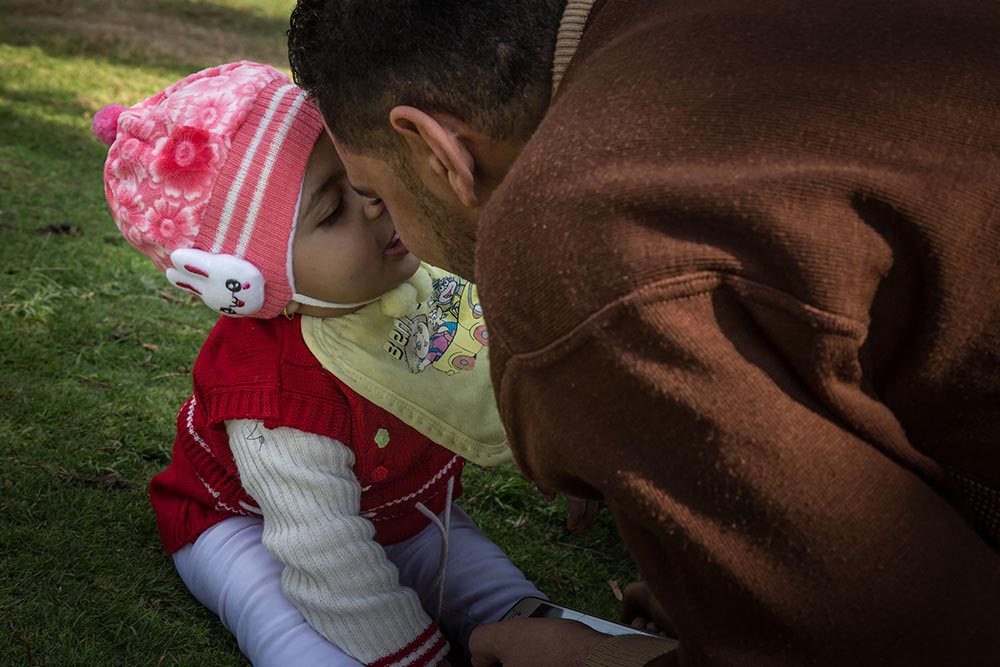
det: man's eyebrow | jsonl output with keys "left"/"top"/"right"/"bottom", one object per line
{"left": 350, "top": 183, "right": 378, "bottom": 198}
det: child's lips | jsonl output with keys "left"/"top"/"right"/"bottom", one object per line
{"left": 383, "top": 232, "right": 409, "bottom": 256}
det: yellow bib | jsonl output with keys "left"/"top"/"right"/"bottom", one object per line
{"left": 301, "top": 264, "right": 510, "bottom": 467}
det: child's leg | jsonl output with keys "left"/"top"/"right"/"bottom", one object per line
{"left": 384, "top": 504, "right": 545, "bottom": 653}
{"left": 172, "top": 516, "right": 362, "bottom": 667}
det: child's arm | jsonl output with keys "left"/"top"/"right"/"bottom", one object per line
{"left": 226, "top": 419, "right": 449, "bottom": 667}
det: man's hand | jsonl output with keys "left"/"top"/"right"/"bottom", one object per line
{"left": 565, "top": 496, "right": 602, "bottom": 533}
{"left": 469, "top": 618, "right": 607, "bottom": 667}
{"left": 535, "top": 485, "right": 602, "bottom": 533}
{"left": 620, "top": 581, "right": 675, "bottom": 637}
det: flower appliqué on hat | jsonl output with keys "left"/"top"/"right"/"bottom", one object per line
{"left": 150, "top": 126, "right": 219, "bottom": 201}
{"left": 145, "top": 198, "right": 199, "bottom": 245}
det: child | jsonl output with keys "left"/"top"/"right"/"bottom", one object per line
{"left": 93, "top": 61, "right": 542, "bottom": 667}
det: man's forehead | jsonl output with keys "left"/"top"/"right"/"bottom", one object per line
{"left": 339, "top": 156, "right": 380, "bottom": 197}
{"left": 323, "top": 122, "right": 363, "bottom": 161}
{"left": 327, "top": 137, "right": 392, "bottom": 194}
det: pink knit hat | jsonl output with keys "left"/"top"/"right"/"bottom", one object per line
{"left": 95, "top": 61, "right": 324, "bottom": 318}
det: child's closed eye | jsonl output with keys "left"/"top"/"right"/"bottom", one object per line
{"left": 318, "top": 198, "right": 343, "bottom": 227}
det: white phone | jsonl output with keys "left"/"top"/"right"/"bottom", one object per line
{"left": 501, "top": 596, "right": 678, "bottom": 646}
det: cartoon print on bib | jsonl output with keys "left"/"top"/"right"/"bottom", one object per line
{"left": 300, "top": 263, "right": 512, "bottom": 466}
{"left": 384, "top": 274, "right": 488, "bottom": 375}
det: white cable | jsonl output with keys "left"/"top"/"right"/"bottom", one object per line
{"left": 414, "top": 476, "right": 455, "bottom": 621}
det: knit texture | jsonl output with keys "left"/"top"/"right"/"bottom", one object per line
{"left": 99, "top": 61, "right": 324, "bottom": 318}
{"left": 550, "top": 0, "right": 596, "bottom": 97}
{"left": 227, "top": 420, "right": 448, "bottom": 667}
{"left": 585, "top": 635, "right": 677, "bottom": 667}
{"left": 477, "top": 0, "right": 1000, "bottom": 664}
{"left": 150, "top": 314, "right": 463, "bottom": 553}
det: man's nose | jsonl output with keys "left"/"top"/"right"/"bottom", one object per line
{"left": 363, "top": 199, "right": 386, "bottom": 222}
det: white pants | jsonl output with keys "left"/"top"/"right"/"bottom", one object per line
{"left": 172, "top": 505, "right": 543, "bottom": 666}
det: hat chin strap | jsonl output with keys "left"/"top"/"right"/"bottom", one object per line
{"left": 292, "top": 292, "right": 380, "bottom": 310}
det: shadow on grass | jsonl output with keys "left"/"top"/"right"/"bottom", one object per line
{"left": 0, "top": 85, "right": 109, "bottom": 172}
{"left": 0, "top": 0, "right": 291, "bottom": 74}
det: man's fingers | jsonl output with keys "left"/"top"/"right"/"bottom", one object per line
{"left": 566, "top": 498, "right": 602, "bottom": 533}
{"left": 620, "top": 581, "right": 676, "bottom": 637}
{"left": 620, "top": 581, "right": 653, "bottom": 623}
{"left": 535, "top": 484, "right": 556, "bottom": 502}
{"left": 580, "top": 499, "right": 601, "bottom": 531}
{"left": 630, "top": 616, "right": 649, "bottom": 629}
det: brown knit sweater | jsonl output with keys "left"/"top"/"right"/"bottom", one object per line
{"left": 476, "top": 0, "right": 1000, "bottom": 665}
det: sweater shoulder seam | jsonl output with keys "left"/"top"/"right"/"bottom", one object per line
{"left": 503, "top": 270, "right": 868, "bottom": 364}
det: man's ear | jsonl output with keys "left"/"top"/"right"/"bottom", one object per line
{"left": 389, "top": 106, "right": 479, "bottom": 208}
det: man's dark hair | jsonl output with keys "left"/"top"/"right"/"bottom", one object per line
{"left": 288, "top": 0, "right": 566, "bottom": 155}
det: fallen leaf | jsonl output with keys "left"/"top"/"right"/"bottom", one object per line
{"left": 608, "top": 579, "right": 623, "bottom": 601}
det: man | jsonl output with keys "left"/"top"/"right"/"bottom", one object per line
{"left": 287, "top": 1, "right": 1000, "bottom": 665}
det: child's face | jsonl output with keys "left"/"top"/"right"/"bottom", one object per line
{"left": 291, "top": 134, "right": 420, "bottom": 316}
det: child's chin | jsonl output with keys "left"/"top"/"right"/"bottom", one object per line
{"left": 394, "top": 253, "right": 421, "bottom": 278}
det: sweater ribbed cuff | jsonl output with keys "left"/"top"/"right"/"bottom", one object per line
{"left": 370, "top": 624, "right": 448, "bottom": 667}
{"left": 585, "top": 635, "right": 678, "bottom": 667}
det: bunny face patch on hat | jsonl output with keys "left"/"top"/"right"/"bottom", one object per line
{"left": 166, "top": 248, "right": 266, "bottom": 316}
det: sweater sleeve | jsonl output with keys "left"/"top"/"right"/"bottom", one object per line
{"left": 585, "top": 635, "right": 677, "bottom": 667}
{"left": 226, "top": 419, "right": 448, "bottom": 667}
{"left": 493, "top": 278, "right": 1000, "bottom": 666}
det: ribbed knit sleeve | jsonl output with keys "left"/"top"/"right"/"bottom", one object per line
{"left": 585, "top": 635, "right": 677, "bottom": 667}
{"left": 227, "top": 419, "right": 448, "bottom": 667}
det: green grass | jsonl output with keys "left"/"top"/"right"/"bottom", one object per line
{"left": 0, "top": 2, "right": 638, "bottom": 664}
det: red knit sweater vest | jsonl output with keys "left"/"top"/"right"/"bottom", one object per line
{"left": 150, "top": 315, "right": 462, "bottom": 553}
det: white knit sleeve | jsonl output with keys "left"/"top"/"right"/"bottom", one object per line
{"left": 226, "top": 419, "right": 447, "bottom": 667}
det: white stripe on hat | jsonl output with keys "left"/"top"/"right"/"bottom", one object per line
{"left": 211, "top": 83, "right": 302, "bottom": 254}
{"left": 235, "top": 88, "right": 309, "bottom": 256}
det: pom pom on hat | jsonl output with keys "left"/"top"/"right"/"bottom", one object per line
{"left": 93, "top": 104, "right": 125, "bottom": 146}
